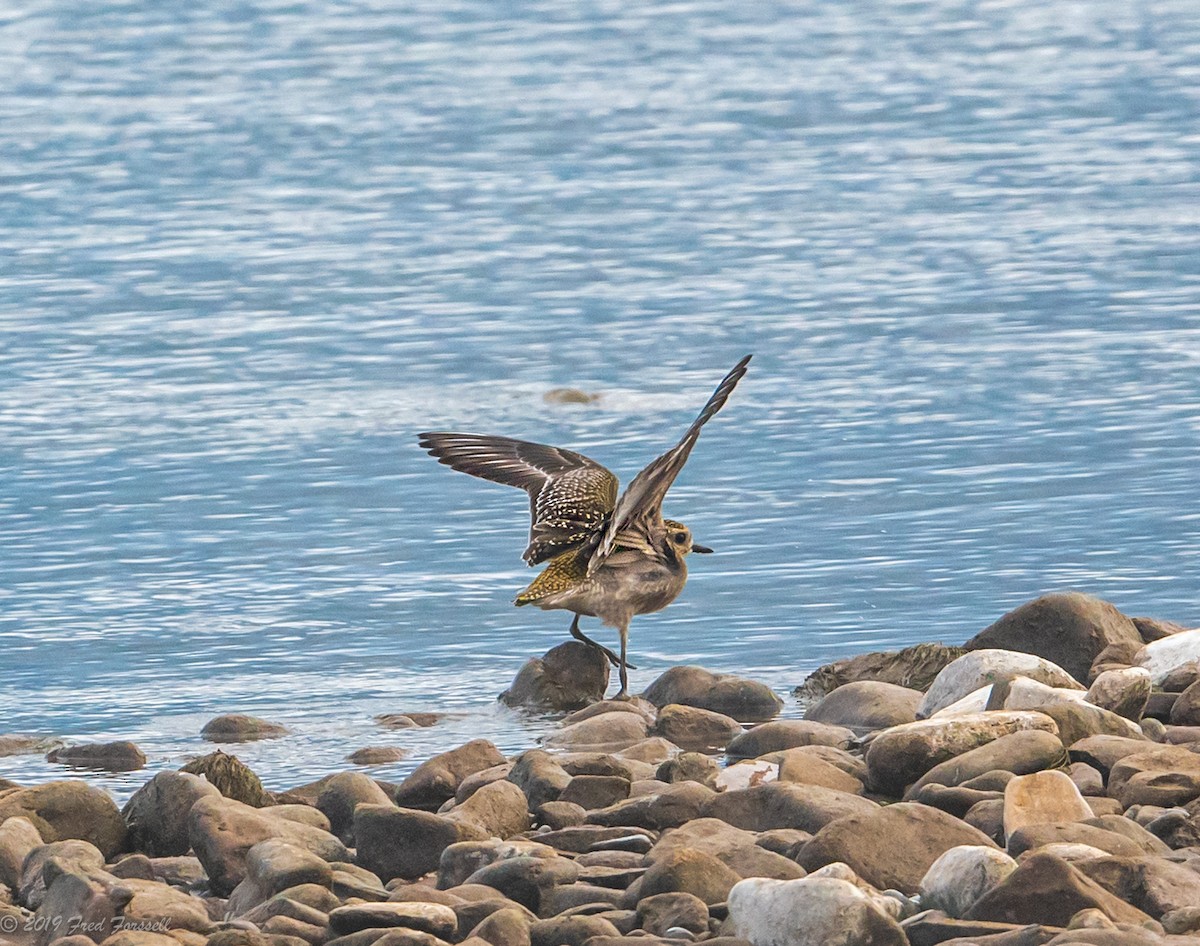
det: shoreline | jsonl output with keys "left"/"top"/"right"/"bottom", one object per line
{"left": 3, "top": 590, "right": 1200, "bottom": 946}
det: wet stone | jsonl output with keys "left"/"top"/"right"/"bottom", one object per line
{"left": 46, "top": 742, "right": 146, "bottom": 772}
{"left": 641, "top": 666, "right": 783, "bottom": 722}
{"left": 347, "top": 748, "right": 409, "bottom": 766}
{"left": 499, "top": 641, "right": 609, "bottom": 712}
{"left": 201, "top": 715, "right": 290, "bottom": 744}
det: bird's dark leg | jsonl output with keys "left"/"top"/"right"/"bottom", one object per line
{"left": 568, "top": 613, "right": 636, "bottom": 670}
{"left": 615, "top": 623, "right": 630, "bottom": 700}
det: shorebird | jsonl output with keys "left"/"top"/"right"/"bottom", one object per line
{"left": 418, "top": 355, "right": 751, "bottom": 698}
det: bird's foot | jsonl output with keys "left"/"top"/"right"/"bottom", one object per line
{"left": 585, "top": 640, "right": 637, "bottom": 671}
{"left": 612, "top": 688, "right": 630, "bottom": 701}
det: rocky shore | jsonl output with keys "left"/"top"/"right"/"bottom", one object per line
{"left": 5, "top": 591, "right": 1200, "bottom": 946}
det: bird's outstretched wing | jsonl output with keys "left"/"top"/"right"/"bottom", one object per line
{"left": 417, "top": 432, "right": 618, "bottom": 565}
{"left": 589, "top": 354, "right": 751, "bottom": 573}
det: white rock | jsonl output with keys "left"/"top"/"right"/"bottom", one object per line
{"left": 727, "top": 876, "right": 907, "bottom": 946}
{"left": 806, "top": 862, "right": 902, "bottom": 918}
{"left": 1138, "top": 630, "right": 1200, "bottom": 685}
{"left": 715, "top": 760, "right": 778, "bottom": 793}
{"left": 1000, "top": 679, "right": 1143, "bottom": 739}
{"left": 919, "top": 650, "right": 1084, "bottom": 718}
{"left": 1003, "top": 770, "right": 1094, "bottom": 842}
{"left": 1086, "top": 667, "right": 1152, "bottom": 720}
{"left": 918, "top": 845, "right": 1017, "bottom": 919}
{"left": 1001, "top": 677, "right": 1089, "bottom": 711}
{"left": 1033, "top": 842, "right": 1112, "bottom": 863}
{"left": 930, "top": 685, "right": 992, "bottom": 718}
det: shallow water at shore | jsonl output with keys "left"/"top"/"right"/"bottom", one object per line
{"left": 2, "top": 0, "right": 1199, "bottom": 794}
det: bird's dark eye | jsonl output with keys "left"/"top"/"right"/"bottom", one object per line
{"left": 673, "top": 531, "right": 687, "bottom": 543}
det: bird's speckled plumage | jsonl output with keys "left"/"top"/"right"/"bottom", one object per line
{"left": 414, "top": 433, "right": 618, "bottom": 565}
{"left": 514, "top": 545, "right": 589, "bottom": 605}
{"left": 419, "top": 355, "right": 751, "bottom": 697}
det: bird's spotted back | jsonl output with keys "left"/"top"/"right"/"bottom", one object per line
{"left": 417, "top": 431, "right": 618, "bottom": 566}
{"left": 526, "top": 466, "right": 617, "bottom": 563}
{"left": 514, "top": 546, "right": 589, "bottom": 605}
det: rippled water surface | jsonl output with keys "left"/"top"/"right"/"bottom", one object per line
{"left": 2, "top": 0, "right": 1199, "bottom": 795}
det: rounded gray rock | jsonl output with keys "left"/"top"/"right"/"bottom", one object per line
{"left": 726, "top": 720, "right": 854, "bottom": 759}
{"left": 918, "top": 845, "right": 1018, "bottom": 918}
{"left": 122, "top": 771, "right": 222, "bottom": 857}
{"left": 963, "top": 593, "right": 1143, "bottom": 686}
{"left": 804, "top": 681, "right": 921, "bottom": 731}
{"left": 46, "top": 741, "right": 147, "bottom": 772}
{"left": 393, "top": 740, "right": 507, "bottom": 811}
{"left": 317, "top": 772, "right": 394, "bottom": 845}
{"left": 201, "top": 714, "right": 289, "bottom": 743}
{"left": 797, "top": 801, "right": 998, "bottom": 896}
{"left": 641, "top": 666, "right": 782, "bottom": 722}
{"left": 499, "top": 641, "right": 609, "bottom": 712}
{"left": 651, "top": 705, "right": 743, "bottom": 751}
{"left": 0, "top": 781, "right": 127, "bottom": 860}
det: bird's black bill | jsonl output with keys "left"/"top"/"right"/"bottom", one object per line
{"left": 691, "top": 543, "right": 714, "bottom": 553}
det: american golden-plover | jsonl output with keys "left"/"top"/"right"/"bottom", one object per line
{"left": 419, "top": 355, "right": 751, "bottom": 698}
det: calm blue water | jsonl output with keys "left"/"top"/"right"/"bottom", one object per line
{"left": 2, "top": 0, "right": 1199, "bottom": 797}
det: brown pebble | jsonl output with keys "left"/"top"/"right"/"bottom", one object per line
{"left": 347, "top": 747, "right": 410, "bottom": 765}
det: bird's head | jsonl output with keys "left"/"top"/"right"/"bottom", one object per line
{"left": 663, "top": 518, "right": 713, "bottom": 556}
